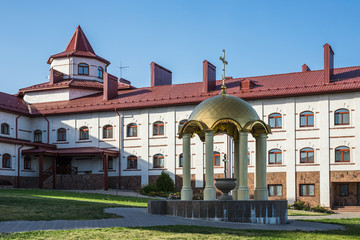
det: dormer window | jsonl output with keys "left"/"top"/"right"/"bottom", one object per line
{"left": 78, "top": 63, "right": 89, "bottom": 75}
{"left": 98, "top": 67, "right": 104, "bottom": 79}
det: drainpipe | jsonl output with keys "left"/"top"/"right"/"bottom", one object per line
{"left": 115, "top": 109, "right": 122, "bottom": 188}
{"left": 42, "top": 114, "right": 50, "bottom": 144}
{"left": 16, "top": 115, "right": 21, "bottom": 139}
{"left": 17, "top": 144, "right": 24, "bottom": 188}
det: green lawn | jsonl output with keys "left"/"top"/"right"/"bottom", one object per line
{"left": 1, "top": 218, "right": 360, "bottom": 239}
{"left": 288, "top": 209, "right": 330, "bottom": 216}
{"left": 0, "top": 189, "right": 151, "bottom": 221}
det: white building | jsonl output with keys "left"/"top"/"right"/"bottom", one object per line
{"left": 0, "top": 26, "right": 359, "bottom": 208}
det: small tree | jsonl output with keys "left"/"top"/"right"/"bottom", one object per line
{"left": 156, "top": 171, "right": 176, "bottom": 192}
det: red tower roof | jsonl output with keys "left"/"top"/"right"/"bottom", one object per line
{"left": 47, "top": 25, "right": 110, "bottom": 65}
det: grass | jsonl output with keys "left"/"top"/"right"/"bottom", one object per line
{"left": 0, "top": 189, "right": 151, "bottom": 221}
{"left": 288, "top": 209, "right": 330, "bottom": 216}
{"left": 1, "top": 218, "right": 360, "bottom": 239}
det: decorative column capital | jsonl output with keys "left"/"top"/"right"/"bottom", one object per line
{"left": 182, "top": 133, "right": 192, "bottom": 139}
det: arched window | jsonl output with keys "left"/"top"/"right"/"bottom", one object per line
{"left": 103, "top": 125, "right": 113, "bottom": 139}
{"left": 127, "top": 155, "right": 138, "bottom": 169}
{"left": 153, "top": 154, "right": 164, "bottom": 168}
{"left": 214, "top": 151, "right": 221, "bottom": 166}
{"left": 2, "top": 154, "right": 11, "bottom": 168}
{"left": 268, "top": 113, "right": 282, "bottom": 129}
{"left": 24, "top": 156, "right": 31, "bottom": 169}
{"left": 300, "top": 111, "right": 314, "bottom": 127}
{"left": 153, "top": 121, "right": 164, "bottom": 136}
{"left": 127, "top": 123, "right": 137, "bottom": 137}
{"left": 1, "top": 123, "right": 9, "bottom": 135}
{"left": 57, "top": 128, "right": 66, "bottom": 141}
{"left": 335, "top": 109, "right": 349, "bottom": 125}
{"left": 79, "top": 126, "right": 89, "bottom": 140}
{"left": 98, "top": 67, "right": 104, "bottom": 79}
{"left": 335, "top": 146, "right": 350, "bottom": 162}
{"left": 300, "top": 148, "right": 314, "bottom": 163}
{"left": 269, "top": 149, "right": 282, "bottom": 164}
{"left": 34, "top": 130, "right": 42, "bottom": 143}
{"left": 179, "top": 153, "right": 183, "bottom": 167}
{"left": 78, "top": 63, "right": 89, "bottom": 75}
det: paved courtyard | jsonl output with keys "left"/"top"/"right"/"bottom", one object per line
{"left": 0, "top": 207, "right": 348, "bottom": 233}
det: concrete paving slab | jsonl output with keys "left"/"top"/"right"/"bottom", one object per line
{"left": 0, "top": 208, "right": 345, "bottom": 233}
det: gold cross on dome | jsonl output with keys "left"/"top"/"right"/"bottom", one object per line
{"left": 219, "top": 49, "right": 228, "bottom": 94}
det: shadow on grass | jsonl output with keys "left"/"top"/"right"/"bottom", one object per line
{"left": 0, "top": 189, "right": 151, "bottom": 221}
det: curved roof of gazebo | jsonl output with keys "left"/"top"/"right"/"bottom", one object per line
{"left": 179, "top": 93, "right": 271, "bottom": 141}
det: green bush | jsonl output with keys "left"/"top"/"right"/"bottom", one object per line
{"left": 291, "top": 200, "right": 333, "bottom": 214}
{"left": 141, "top": 184, "right": 157, "bottom": 195}
{"left": 156, "top": 171, "right": 176, "bottom": 192}
{"left": 311, "top": 205, "right": 334, "bottom": 214}
{"left": 293, "top": 200, "right": 311, "bottom": 211}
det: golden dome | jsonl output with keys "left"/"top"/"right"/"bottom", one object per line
{"left": 189, "top": 94, "right": 259, "bottom": 129}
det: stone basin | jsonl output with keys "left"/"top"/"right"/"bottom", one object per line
{"left": 215, "top": 178, "right": 237, "bottom": 200}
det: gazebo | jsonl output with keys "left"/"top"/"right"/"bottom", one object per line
{"left": 179, "top": 49, "right": 271, "bottom": 201}
{"left": 178, "top": 85, "right": 271, "bottom": 201}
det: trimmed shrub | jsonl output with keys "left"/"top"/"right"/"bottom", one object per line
{"left": 156, "top": 171, "right": 176, "bottom": 192}
{"left": 141, "top": 184, "right": 157, "bottom": 195}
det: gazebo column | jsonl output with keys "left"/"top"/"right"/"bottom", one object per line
{"left": 181, "top": 133, "right": 193, "bottom": 200}
{"left": 254, "top": 133, "right": 268, "bottom": 200}
{"left": 233, "top": 139, "right": 239, "bottom": 200}
{"left": 238, "top": 131, "right": 250, "bottom": 200}
{"left": 204, "top": 130, "right": 216, "bottom": 200}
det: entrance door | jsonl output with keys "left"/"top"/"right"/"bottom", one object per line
{"left": 358, "top": 183, "right": 360, "bottom": 206}
{"left": 56, "top": 156, "right": 72, "bottom": 174}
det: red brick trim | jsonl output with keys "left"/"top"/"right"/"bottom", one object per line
{"left": 296, "top": 128, "right": 320, "bottom": 131}
{"left": 296, "top": 137, "right": 320, "bottom": 140}
{"left": 124, "top": 138, "right": 141, "bottom": 141}
{"left": 330, "top": 136, "right": 355, "bottom": 138}
{"left": 330, "top": 126, "right": 355, "bottom": 129}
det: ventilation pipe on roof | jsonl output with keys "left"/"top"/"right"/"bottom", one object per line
{"left": 103, "top": 72, "right": 119, "bottom": 101}
{"left": 150, "top": 62, "right": 172, "bottom": 87}
{"left": 324, "top": 43, "right": 334, "bottom": 84}
{"left": 302, "top": 64, "right": 311, "bottom": 72}
{"left": 202, "top": 60, "right": 216, "bottom": 93}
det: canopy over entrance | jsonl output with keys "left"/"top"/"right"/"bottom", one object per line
{"left": 22, "top": 147, "right": 118, "bottom": 190}
{"left": 22, "top": 146, "right": 119, "bottom": 156}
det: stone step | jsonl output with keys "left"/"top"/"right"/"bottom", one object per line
{"left": 332, "top": 206, "right": 360, "bottom": 212}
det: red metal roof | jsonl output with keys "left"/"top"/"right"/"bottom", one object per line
{"left": 22, "top": 147, "right": 119, "bottom": 156}
{"left": 47, "top": 26, "right": 110, "bottom": 65}
{"left": 17, "top": 79, "right": 132, "bottom": 95}
{"left": 0, "top": 92, "right": 30, "bottom": 115}
{"left": 25, "top": 66, "right": 360, "bottom": 115}
{"left": 4, "top": 66, "right": 360, "bottom": 116}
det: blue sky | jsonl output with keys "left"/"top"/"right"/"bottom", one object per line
{"left": 1, "top": 0, "right": 360, "bottom": 94}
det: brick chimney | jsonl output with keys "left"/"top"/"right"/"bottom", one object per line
{"left": 103, "top": 72, "right": 118, "bottom": 101}
{"left": 302, "top": 64, "right": 311, "bottom": 72}
{"left": 202, "top": 60, "right": 216, "bottom": 93}
{"left": 324, "top": 43, "right": 334, "bottom": 84}
{"left": 49, "top": 68, "right": 63, "bottom": 84}
{"left": 150, "top": 62, "right": 172, "bottom": 87}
